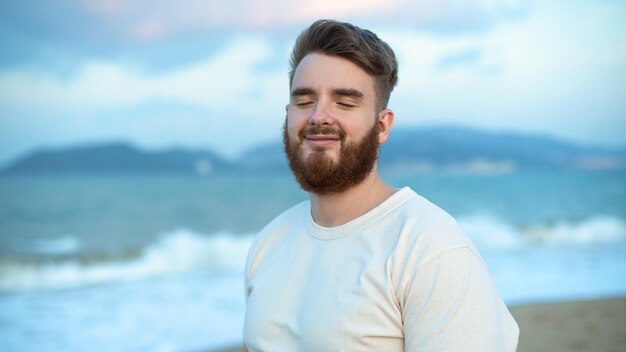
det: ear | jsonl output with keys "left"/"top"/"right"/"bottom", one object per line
{"left": 285, "top": 104, "right": 289, "bottom": 114}
{"left": 377, "top": 109, "right": 394, "bottom": 145}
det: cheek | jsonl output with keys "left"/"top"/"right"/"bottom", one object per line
{"left": 343, "top": 121, "right": 369, "bottom": 142}
{"left": 287, "top": 113, "right": 307, "bottom": 136}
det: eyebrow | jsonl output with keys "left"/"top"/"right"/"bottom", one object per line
{"left": 291, "top": 87, "right": 315, "bottom": 98}
{"left": 332, "top": 88, "right": 364, "bottom": 100}
{"left": 290, "top": 87, "right": 364, "bottom": 100}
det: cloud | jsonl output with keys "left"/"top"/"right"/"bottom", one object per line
{"left": 0, "top": 34, "right": 290, "bottom": 163}
{"left": 391, "top": 0, "right": 531, "bottom": 34}
{"left": 437, "top": 48, "right": 483, "bottom": 69}
{"left": 0, "top": 36, "right": 278, "bottom": 111}
{"left": 382, "top": 0, "right": 626, "bottom": 147}
{"left": 1, "top": 0, "right": 625, "bottom": 165}
{"left": 0, "top": 0, "right": 532, "bottom": 72}
{"left": 82, "top": 0, "right": 530, "bottom": 28}
{"left": 76, "top": 0, "right": 531, "bottom": 34}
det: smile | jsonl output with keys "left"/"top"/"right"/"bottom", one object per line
{"left": 304, "top": 134, "right": 341, "bottom": 147}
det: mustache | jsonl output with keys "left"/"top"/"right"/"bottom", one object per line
{"left": 299, "top": 126, "right": 346, "bottom": 140}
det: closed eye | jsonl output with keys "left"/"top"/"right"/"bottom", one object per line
{"left": 337, "top": 102, "right": 355, "bottom": 108}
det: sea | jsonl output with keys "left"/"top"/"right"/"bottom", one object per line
{"left": 0, "top": 170, "right": 625, "bottom": 351}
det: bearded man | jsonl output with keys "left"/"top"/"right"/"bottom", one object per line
{"left": 243, "top": 20, "right": 519, "bottom": 351}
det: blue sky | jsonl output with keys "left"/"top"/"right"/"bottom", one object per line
{"left": 0, "top": 0, "right": 625, "bottom": 164}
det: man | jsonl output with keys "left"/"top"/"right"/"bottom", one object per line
{"left": 243, "top": 20, "right": 519, "bottom": 351}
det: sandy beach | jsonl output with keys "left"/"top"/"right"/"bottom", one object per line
{"left": 211, "top": 296, "right": 626, "bottom": 352}
{"left": 511, "top": 297, "right": 626, "bottom": 352}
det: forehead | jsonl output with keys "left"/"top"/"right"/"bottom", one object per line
{"left": 291, "top": 53, "right": 376, "bottom": 96}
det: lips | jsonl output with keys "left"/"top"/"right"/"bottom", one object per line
{"left": 299, "top": 126, "right": 345, "bottom": 148}
{"left": 305, "top": 134, "right": 341, "bottom": 141}
{"left": 304, "top": 134, "right": 341, "bottom": 147}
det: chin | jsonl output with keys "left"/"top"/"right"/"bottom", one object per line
{"left": 303, "top": 149, "right": 340, "bottom": 164}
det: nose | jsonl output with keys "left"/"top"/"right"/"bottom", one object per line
{"left": 308, "top": 101, "right": 333, "bottom": 126}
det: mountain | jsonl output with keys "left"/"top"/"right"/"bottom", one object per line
{"left": 241, "top": 127, "right": 626, "bottom": 173}
{"left": 2, "top": 127, "right": 625, "bottom": 176}
{"left": 0, "top": 142, "right": 232, "bottom": 176}
{"left": 238, "top": 143, "right": 287, "bottom": 172}
{"left": 378, "top": 127, "right": 626, "bottom": 172}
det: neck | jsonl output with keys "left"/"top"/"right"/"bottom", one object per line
{"left": 309, "top": 166, "right": 397, "bottom": 227}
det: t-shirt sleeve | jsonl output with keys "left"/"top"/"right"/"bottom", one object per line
{"left": 401, "top": 247, "right": 519, "bottom": 352}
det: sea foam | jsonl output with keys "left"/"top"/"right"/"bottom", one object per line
{"left": 0, "top": 228, "right": 252, "bottom": 292}
{"left": 458, "top": 214, "right": 626, "bottom": 252}
{"left": 2, "top": 215, "right": 624, "bottom": 293}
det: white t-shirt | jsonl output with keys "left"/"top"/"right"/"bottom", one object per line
{"left": 244, "top": 187, "right": 519, "bottom": 351}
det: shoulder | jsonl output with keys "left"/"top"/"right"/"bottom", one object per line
{"left": 388, "top": 188, "right": 482, "bottom": 272}
{"left": 397, "top": 189, "right": 475, "bottom": 251}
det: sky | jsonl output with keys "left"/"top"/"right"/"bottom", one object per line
{"left": 0, "top": 0, "right": 625, "bottom": 165}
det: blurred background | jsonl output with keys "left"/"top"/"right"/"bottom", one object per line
{"left": 0, "top": 0, "right": 625, "bottom": 351}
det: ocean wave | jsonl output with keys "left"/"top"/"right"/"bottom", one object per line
{"left": 2, "top": 215, "right": 624, "bottom": 292}
{"left": 458, "top": 214, "right": 626, "bottom": 251}
{"left": 524, "top": 215, "right": 626, "bottom": 245}
{"left": 457, "top": 215, "right": 527, "bottom": 250}
{"left": 0, "top": 228, "right": 252, "bottom": 292}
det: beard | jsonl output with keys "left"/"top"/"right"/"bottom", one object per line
{"left": 283, "top": 120, "right": 380, "bottom": 195}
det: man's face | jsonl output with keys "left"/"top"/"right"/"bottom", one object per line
{"left": 283, "top": 53, "right": 383, "bottom": 195}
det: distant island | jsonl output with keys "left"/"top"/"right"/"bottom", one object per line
{"left": 2, "top": 127, "right": 625, "bottom": 176}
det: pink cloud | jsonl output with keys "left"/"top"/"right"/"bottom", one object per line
{"left": 76, "top": 0, "right": 528, "bottom": 38}
{"left": 133, "top": 18, "right": 169, "bottom": 41}
{"left": 79, "top": 0, "right": 132, "bottom": 17}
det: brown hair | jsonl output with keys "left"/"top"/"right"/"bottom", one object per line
{"left": 289, "top": 19, "right": 399, "bottom": 112}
